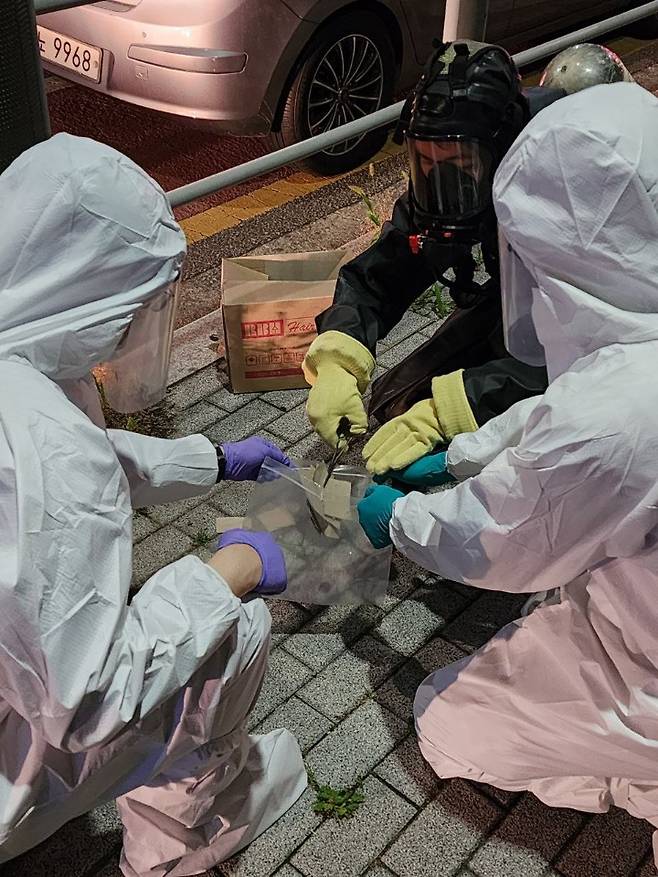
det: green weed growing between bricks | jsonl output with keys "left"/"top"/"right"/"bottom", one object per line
{"left": 190, "top": 528, "right": 213, "bottom": 549}
{"left": 94, "top": 376, "right": 175, "bottom": 438}
{"left": 307, "top": 769, "right": 365, "bottom": 819}
{"left": 347, "top": 164, "right": 455, "bottom": 320}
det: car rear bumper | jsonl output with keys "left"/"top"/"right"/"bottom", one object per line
{"left": 38, "top": 0, "right": 307, "bottom": 134}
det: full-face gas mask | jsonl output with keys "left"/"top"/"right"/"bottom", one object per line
{"left": 396, "top": 41, "right": 528, "bottom": 308}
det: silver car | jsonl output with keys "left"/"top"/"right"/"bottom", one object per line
{"left": 37, "top": 0, "right": 639, "bottom": 175}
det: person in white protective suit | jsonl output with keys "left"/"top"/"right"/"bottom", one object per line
{"left": 0, "top": 133, "right": 307, "bottom": 877}
{"left": 357, "top": 81, "right": 658, "bottom": 861}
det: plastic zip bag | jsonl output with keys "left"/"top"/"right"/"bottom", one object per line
{"left": 244, "top": 457, "right": 392, "bottom": 605}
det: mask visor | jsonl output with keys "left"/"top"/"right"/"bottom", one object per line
{"left": 97, "top": 279, "right": 180, "bottom": 413}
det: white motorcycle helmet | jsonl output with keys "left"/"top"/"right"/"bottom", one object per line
{"left": 540, "top": 43, "right": 634, "bottom": 94}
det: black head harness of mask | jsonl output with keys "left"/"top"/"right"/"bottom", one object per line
{"left": 396, "top": 40, "right": 528, "bottom": 307}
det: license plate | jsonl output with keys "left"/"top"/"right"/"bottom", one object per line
{"left": 37, "top": 26, "right": 102, "bottom": 83}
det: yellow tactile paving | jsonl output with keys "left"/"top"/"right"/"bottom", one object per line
{"left": 179, "top": 139, "right": 406, "bottom": 245}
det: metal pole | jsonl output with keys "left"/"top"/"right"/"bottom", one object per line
{"left": 443, "top": 0, "right": 490, "bottom": 41}
{"left": 0, "top": 0, "right": 51, "bottom": 174}
{"left": 168, "top": 103, "right": 403, "bottom": 207}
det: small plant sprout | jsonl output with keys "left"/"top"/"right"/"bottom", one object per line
{"left": 307, "top": 770, "right": 365, "bottom": 819}
{"left": 190, "top": 529, "right": 213, "bottom": 549}
{"left": 348, "top": 184, "right": 382, "bottom": 240}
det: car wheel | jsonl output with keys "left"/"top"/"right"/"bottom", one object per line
{"left": 270, "top": 12, "right": 396, "bottom": 175}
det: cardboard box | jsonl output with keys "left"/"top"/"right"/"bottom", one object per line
{"left": 221, "top": 250, "right": 347, "bottom": 393}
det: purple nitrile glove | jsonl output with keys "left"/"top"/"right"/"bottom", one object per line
{"left": 221, "top": 437, "right": 291, "bottom": 482}
{"left": 216, "top": 529, "right": 287, "bottom": 595}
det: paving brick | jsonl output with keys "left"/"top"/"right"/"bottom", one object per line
{"left": 272, "top": 867, "right": 305, "bottom": 877}
{"left": 144, "top": 493, "right": 207, "bottom": 525}
{"left": 305, "top": 700, "right": 408, "bottom": 788}
{"left": 192, "top": 545, "right": 214, "bottom": 564}
{"left": 373, "top": 585, "right": 468, "bottom": 657}
{"left": 378, "top": 332, "right": 428, "bottom": 370}
{"left": 285, "top": 430, "right": 330, "bottom": 461}
{"left": 168, "top": 365, "right": 226, "bottom": 410}
{"left": 267, "top": 404, "right": 314, "bottom": 444}
{"left": 292, "top": 777, "right": 416, "bottom": 877}
{"left": 3, "top": 801, "right": 122, "bottom": 877}
{"left": 207, "top": 385, "right": 256, "bottom": 413}
{"left": 267, "top": 600, "right": 312, "bottom": 635}
{"left": 215, "top": 788, "right": 322, "bottom": 877}
{"left": 256, "top": 695, "right": 334, "bottom": 753}
{"left": 204, "top": 400, "right": 281, "bottom": 444}
{"left": 380, "top": 553, "right": 429, "bottom": 610}
{"left": 375, "top": 734, "right": 441, "bottom": 807}
{"left": 442, "top": 591, "right": 527, "bottom": 653}
{"left": 132, "top": 512, "right": 157, "bottom": 543}
{"left": 382, "top": 780, "right": 501, "bottom": 877}
{"left": 374, "top": 636, "right": 466, "bottom": 721}
{"left": 210, "top": 479, "right": 256, "bottom": 517}
{"left": 261, "top": 387, "right": 310, "bottom": 411}
{"left": 469, "top": 794, "right": 585, "bottom": 877}
{"left": 556, "top": 808, "right": 653, "bottom": 877}
{"left": 172, "top": 400, "right": 223, "bottom": 438}
{"left": 131, "top": 526, "right": 193, "bottom": 586}
{"left": 298, "top": 635, "right": 406, "bottom": 720}
{"left": 255, "top": 430, "right": 293, "bottom": 451}
{"left": 248, "top": 649, "right": 314, "bottom": 728}
{"left": 174, "top": 502, "right": 223, "bottom": 542}
{"left": 377, "top": 311, "right": 434, "bottom": 351}
{"left": 283, "top": 604, "right": 384, "bottom": 671}
{"left": 364, "top": 867, "right": 398, "bottom": 877}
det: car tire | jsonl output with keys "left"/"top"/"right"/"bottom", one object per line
{"left": 269, "top": 12, "right": 396, "bottom": 176}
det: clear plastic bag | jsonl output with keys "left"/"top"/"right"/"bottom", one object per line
{"left": 244, "top": 457, "right": 392, "bottom": 605}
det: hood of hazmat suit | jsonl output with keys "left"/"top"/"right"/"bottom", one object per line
{"left": 394, "top": 83, "right": 658, "bottom": 831}
{"left": 0, "top": 134, "right": 304, "bottom": 873}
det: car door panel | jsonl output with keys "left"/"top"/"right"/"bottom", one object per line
{"left": 508, "top": 0, "right": 622, "bottom": 47}
{"left": 401, "top": 0, "right": 514, "bottom": 67}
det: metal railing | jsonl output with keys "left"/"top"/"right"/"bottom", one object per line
{"left": 31, "top": 0, "right": 658, "bottom": 208}
{"left": 166, "top": 0, "right": 658, "bottom": 207}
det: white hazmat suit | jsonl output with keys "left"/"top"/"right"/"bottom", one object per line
{"left": 389, "top": 82, "right": 658, "bottom": 860}
{"left": 0, "top": 134, "right": 305, "bottom": 876}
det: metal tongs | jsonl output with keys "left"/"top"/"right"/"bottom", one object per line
{"left": 307, "top": 417, "right": 352, "bottom": 533}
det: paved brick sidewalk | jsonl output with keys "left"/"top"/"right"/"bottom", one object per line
{"left": 6, "top": 301, "right": 657, "bottom": 877}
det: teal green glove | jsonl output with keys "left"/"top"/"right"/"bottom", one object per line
{"left": 357, "top": 484, "right": 404, "bottom": 549}
{"left": 392, "top": 451, "right": 456, "bottom": 488}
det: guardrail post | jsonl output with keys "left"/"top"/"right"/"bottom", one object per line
{"left": 443, "top": 0, "right": 490, "bottom": 41}
{"left": 1, "top": 0, "right": 51, "bottom": 174}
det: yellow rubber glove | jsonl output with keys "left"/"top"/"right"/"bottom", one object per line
{"left": 303, "top": 331, "right": 375, "bottom": 449}
{"left": 363, "top": 397, "right": 445, "bottom": 475}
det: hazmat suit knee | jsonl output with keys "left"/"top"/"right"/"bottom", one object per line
{"left": 0, "top": 133, "right": 305, "bottom": 876}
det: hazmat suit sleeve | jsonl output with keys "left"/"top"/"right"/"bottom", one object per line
{"left": 315, "top": 194, "right": 439, "bottom": 352}
{"left": 107, "top": 429, "right": 218, "bottom": 508}
{"left": 446, "top": 395, "right": 543, "bottom": 479}
{"left": 391, "top": 376, "right": 627, "bottom": 593}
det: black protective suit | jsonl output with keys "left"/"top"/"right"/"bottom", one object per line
{"left": 316, "top": 87, "right": 564, "bottom": 427}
